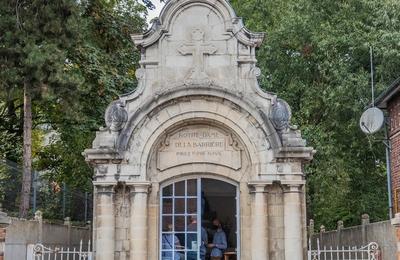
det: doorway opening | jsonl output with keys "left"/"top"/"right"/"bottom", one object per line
{"left": 160, "top": 177, "right": 239, "bottom": 260}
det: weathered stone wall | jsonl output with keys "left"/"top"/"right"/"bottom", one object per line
{"left": 389, "top": 94, "right": 400, "bottom": 213}
{"left": 4, "top": 218, "right": 90, "bottom": 260}
{"left": 309, "top": 220, "right": 396, "bottom": 260}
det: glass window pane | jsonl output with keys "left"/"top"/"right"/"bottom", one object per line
{"left": 175, "top": 181, "right": 185, "bottom": 196}
{"left": 174, "top": 233, "right": 185, "bottom": 247}
{"left": 187, "top": 215, "right": 197, "bottom": 232}
{"left": 161, "top": 251, "right": 174, "bottom": 260}
{"left": 162, "top": 198, "right": 173, "bottom": 214}
{"left": 174, "top": 216, "right": 185, "bottom": 232}
{"left": 176, "top": 251, "right": 185, "bottom": 259}
{"left": 162, "top": 216, "right": 173, "bottom": 232}
{"left": 161, "top": 233, "right": 174, "bottom": 249}
{"left": 187, "top": 179, "right": 197, "bottom": 196}
{"left": 187, "top": 250, "right": 199, "bottom": 260}
{"left": 175, "top": 198, "right": 185, "bottom": 214}
{"left": 163, "top": 184, "right": 173, "bottom": 197}
{"left": 186, "top": 232, "right": 198, "bottom": 250}
{"left": 187, "top": 198, "right": 197, "bottom": 214}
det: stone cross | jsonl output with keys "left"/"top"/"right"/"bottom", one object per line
{"left": 178, "top": 28, "right": 217, "bottom": 85}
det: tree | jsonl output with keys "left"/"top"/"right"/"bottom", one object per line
{"left": 0, "top": 0, "right": 147, "bottom": 219}
{"left": 1, "top": 0, "right": 84, "bottom": 217}
{"left": 35, "top": 0, "right": 146, "bottom": 188}
{"left": 231, "top": 0, "right": 400, "bottom": 228}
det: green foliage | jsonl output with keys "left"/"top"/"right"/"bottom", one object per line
{"left": 0, "top": 0, "right": 146, "bottom": 219}
{"left": 231, "top": 0, "right": 400, "bottom": 229}
{"left": 35, "top": 0, "right": 147, "bottom": 190}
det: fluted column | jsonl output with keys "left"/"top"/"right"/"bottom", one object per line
{"left": 95, "top": 183, "right": 116, "bottom": 260}
{"left": 129, "top": 183, "right": 151, "bottom": 260}
{"left": 249, "top": 183, "right": 268, "bottom": 259}
{"left": 284, "top": 184, "right": 303, "bottom": 260}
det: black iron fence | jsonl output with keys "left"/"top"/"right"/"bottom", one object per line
{"left": 0, "top": 159, "right": 92, "bottom": 223}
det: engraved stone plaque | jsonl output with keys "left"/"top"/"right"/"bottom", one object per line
{"left": 157, "top": 125, "right": 242, "bottom": 171}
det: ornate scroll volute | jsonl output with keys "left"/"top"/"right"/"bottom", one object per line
{"left": 105, "top": 100, "right": 128, "bottom": 132}
{"left": 269, "top": 98, "right": 292, "bottom": 132}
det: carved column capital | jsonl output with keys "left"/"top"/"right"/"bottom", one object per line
{"left": 281, "top": 181, "right": 305, "bottom": 193}
{"left": 248, "top": 182, "right": 272, "bottom": 193}
{"left": 93, "top": 181, "right": 117, "bottom": 194}
{"left": 127, "top": 182, "right": 151, "bottom": 194}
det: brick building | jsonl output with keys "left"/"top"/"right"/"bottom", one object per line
{"left": 376, "top": 77, "right": 400, "bottom": 215}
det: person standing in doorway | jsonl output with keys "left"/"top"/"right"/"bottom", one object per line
{"left": 187, "top": 215, "right": 208, "bottom": 260}
{"left": 208, "top": 219, "right": 227, "bottom": 260}
{"left": 162, "top": 224, "right": 183, "bottom": 260}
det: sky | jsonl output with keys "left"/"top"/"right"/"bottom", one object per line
{"left": 146, "top": 1, "right": 165, "bottom": 24}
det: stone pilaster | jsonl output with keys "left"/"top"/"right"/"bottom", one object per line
{"left": 283, "top": 184, "right": 303, "bottom": 260}
{"left": 249, "top": 183, "right": 269, "bottom": 260}
{"left": 128, "top": 182, "right": 151, "bottom": 260}
{"left": 94, "top": 183, "right": 116, "bottom": 260}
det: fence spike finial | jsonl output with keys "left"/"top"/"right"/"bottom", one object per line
{"left": 361, "top": 214, "right": 370, "bottom": 225}
{"left": 320, "top": 225, "right": 326, "bottom": 233}
{"left": 34, "top": 210, "right": 42, "bottom": 221}
{"left": 337, "top": 220, "right": 344, "bottom": 230}
{"left": 309, "top": 219, "right": 315, "bottom": 235}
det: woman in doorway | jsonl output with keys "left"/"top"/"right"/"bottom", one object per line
{"left": 208, "top": 219, "right": 227, "bottom": 260}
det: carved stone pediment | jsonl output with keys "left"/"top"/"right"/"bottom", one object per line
{"left": 157, "top": 125, "right": 242, "bottom": 171}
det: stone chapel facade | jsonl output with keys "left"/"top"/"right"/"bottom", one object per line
{"left": 84, "top": 0, "right": 315, "bottom": 259}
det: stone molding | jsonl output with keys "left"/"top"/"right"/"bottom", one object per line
{"left": 131, "top": 0, "right": 264, "bottom": 49}
{"left": 117, "top": 88, "right": 279, "bottom": 152}
{"left": 282, "top": 183, "right": 304, "bottom": 194}
{"left": 83, "top": 148, "right": 123, "bottom": 164}
{"left": 93, "top": 182, "right": 117, "bottom": 194}
{"left": 127, "top": 182, "right": 151, "bottom": 194}
{"left": 86, "top": 87, "right": 314, "bottom": 173}
{"left": 274, "top": 146, "right": 315, "bottom": 161}
{"left": 248, "top": 182, "right": 273, "bottom": 193}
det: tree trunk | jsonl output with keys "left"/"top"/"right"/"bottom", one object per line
{"left": 19, "top": 82, "right": 32, "bottom": 218}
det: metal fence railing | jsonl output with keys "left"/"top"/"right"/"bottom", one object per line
{"left": 308, "top": 239, "right": 381, "bottom": 260}
{"left": 0, "top": 159, "right": 92, "bottom": 223}
{"left": 27, "top": 240, "right": 93, "bottom": 260}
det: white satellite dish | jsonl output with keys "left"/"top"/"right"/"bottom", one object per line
{"left": 359, "top": 107, "right": 385, "bottom": 134}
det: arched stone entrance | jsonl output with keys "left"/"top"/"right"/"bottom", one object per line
{"left": 145, "top": 118, "right": 252, "bottom": 259}
{"left": 84, "top": 0, "right": 315, "bottom": 259}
